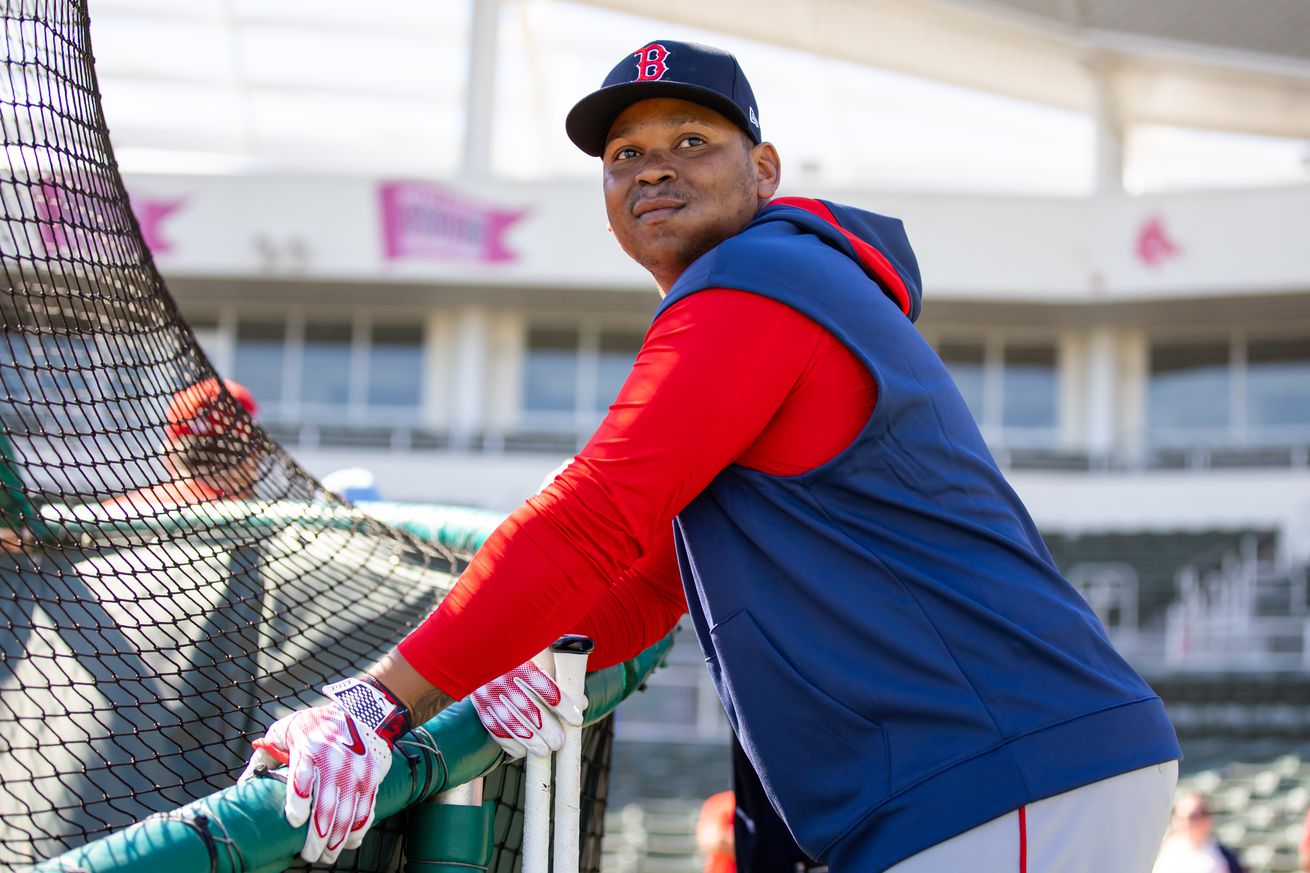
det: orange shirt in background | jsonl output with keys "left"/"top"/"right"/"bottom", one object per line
{"left": 698, "top": 789, "right": 736, "bottom": 873}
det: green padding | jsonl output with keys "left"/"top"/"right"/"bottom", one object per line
{"left": 355, "top": 501, "right": 508, "bottom": 552}
{"left": 404, "top": 799, "right": 495, "bottom": 869}
{"left": 35, "top": 500, "right": 508, "bottom": 555}
{"left": 30, "top": 500, "right": 674, "bottom": 873}
{"left": 33, "top": 637, "right": 672, "bottom": 873}
{"left": 0, "top": 432, "right": 53, "bottom": 541}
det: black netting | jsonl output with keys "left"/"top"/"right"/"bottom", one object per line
{"left": 0, "top": 2, "right": 610, "bottom": 870}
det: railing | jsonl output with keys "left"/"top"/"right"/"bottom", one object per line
{"left": 20, "top": 500, "right": 675, "bottom": 873}
{"left": 1161, "top": 534, "right": 1310, "bottom": 672}
{"left": 33, "top": 643, "right": 671, "bottom": 873}
{"left": 258, "top": 415, "right": 1310, "bottom": 471}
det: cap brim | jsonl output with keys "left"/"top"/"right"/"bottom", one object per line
{"left": 565, "top": 80, "right": 758, "bottom": 157}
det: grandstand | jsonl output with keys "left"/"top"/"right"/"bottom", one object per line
{"left": 4, "top": 0, "right": 1310, "bottom": 871}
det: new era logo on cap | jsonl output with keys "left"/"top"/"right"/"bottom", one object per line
{"left": 565, "top": 39, "right": 761, "bottom": 157}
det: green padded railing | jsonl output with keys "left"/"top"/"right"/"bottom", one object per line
{"left": 32, "top": 640, "right": 671, "bottom": 873}
{"left": 32, "top": 499, "right": 510, "bottom": 552}
{"left": 28, "top": 500, "right": 675, "bottom": 873}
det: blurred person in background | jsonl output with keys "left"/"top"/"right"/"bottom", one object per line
{"left": 320, "top": 466, "right": 382, "bottom": 504}
{"left": 0, "top": 432, "right": 36, "bottom": 551}
{"left": 698, "top": 788, "right": 736, "bottom": 873}
{"left": 1153, "top": 791, "right": 1246, "bottom": 873}
{"left": 105, "top": 378, "right": 261, "bottom": 511}
{"left": 1297, "top": 804, "right": 1310, "bottom": 872}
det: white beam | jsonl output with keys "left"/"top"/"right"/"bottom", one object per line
{"left": 462, "top": 0, "right": 502, "bottom": 179}
{"left": 1087, "top": 52, "right": 1124, "bottom": 194}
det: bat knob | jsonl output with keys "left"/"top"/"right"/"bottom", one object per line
{"left": 551, "top": 634, "right": 595, "bottom": 656}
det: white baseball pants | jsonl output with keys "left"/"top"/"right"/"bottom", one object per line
{"left": 886, "top": 760, "right": 1178, "bottom": 873}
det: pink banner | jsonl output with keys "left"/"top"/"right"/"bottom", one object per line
{"left": 379, "top": 181, "right": 528, "bottom": 264}
{"left": 34, "top": 179, "right": 184, "bottom": 258}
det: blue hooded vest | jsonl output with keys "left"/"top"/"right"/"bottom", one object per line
{"left": 655, "top": 198, "right": 1180, "bottom": 871}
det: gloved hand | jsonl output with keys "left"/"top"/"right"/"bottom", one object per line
{"left": 239, "top": 677, "right": 411, "bottom": 864}
{"left": 470, "top": 656, "right": 586, "bottom": 759}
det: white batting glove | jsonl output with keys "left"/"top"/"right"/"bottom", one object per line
{"left": 239, "top": 677, "right": 411, "bottom": 864}
{"left": 470, "top": 657, "right": 586, "bottom": 759}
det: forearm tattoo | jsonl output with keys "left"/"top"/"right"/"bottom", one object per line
{"left": 408, "top": 685, "right": 457, "bottom": 727}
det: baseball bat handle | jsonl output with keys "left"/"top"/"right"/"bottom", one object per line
{"left": 551, "top": 635, "right": 593, "bottom": 873}
{"left": 522, "top": 646, "right": 556, "bottom": 873}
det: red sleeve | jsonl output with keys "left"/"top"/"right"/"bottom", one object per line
{"left": 571, "top": 525, "right": 686, "bottom": 670}
{"left": 397, "top": 290, "right": 850, "bottom": 697}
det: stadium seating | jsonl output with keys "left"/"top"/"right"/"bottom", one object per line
{"left": 603, "top": 800, "right": 703, "bottom": 873}
{"left": 597, "top": 748, "right": 1310, "bottom": 873}
{"left": 1176, "top": 748, "right": 1310, "bottom": 873}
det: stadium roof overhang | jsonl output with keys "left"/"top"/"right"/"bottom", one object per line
{"left": 571, "top": 0, "right": 1310, "bottom": 141}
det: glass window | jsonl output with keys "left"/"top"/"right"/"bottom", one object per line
{"left": 1148, "top": 341, "right": 1229, "bottom": 431}
{"left": 595, "top": 329, "right": 643, "bottom": 411}
{"left": 523, "top": 326, "right": 578, "bottom": 414}
{"left": 233, "top": 319, "right": 285, "bottom": 405}
{"left": 301, "top": 321, "right": 352, "bottom": 408}
{"left": 185, "top": 314, "right": 222, "bottom": 367}
{"left": 1002, "top": 344, "right": 1057, "bottom": 429}
{"left": 0, "top": 332, "right": 32, "bottom": 402}
{"left": 938, "top": 340, "right": 985, "bottom": 423}
{"left": 367, "top": 324, "right": 423, "bottom": 408}
{"left": 1247, "top": 336, "right": 1310, "bottom": 429}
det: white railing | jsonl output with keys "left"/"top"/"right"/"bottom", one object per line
{"left": 1161, "top": 535, "right": 1310, "bottom": 671}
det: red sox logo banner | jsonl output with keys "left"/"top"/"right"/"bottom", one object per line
{"left": 632, "top": 43, "right": 670, "bottom": 81}
{"left": 1135, "top": 214, "right": 1182, "bottom": 268}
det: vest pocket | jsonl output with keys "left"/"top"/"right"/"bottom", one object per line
{"left": 709, "top": 610, "right": 890, "bottom": 855}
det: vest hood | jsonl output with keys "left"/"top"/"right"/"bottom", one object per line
{"left": 757, "top": 197, "right": 923, "bottom": 323}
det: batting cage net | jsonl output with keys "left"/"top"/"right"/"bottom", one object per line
{"left": 0, "top": 3, "right": 637, "bottom": 870}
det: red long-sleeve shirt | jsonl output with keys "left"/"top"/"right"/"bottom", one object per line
{"left": 398, "top": 288, "right": 877, "bottom": 698}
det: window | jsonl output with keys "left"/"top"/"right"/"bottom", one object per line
{"left": 595, "top": 329, "right": 644, "bottom": 410}
{"left": 938, "top": 340, "right": 985, "bottom": 423}
{"left": 367, "top": 324, "right": 423, "bottom": 408}
{"left": 233, "top": 320, "right": 285, "bottom": 405}
{"left": 186, "top": 314, "right": 224, "bottom": 369}
{"left": 232, "top": 315, "right": 425, "bottom": 420}
{"left": 301, "top": 321, "right": 352, "bottom": 408}
{"left": 1247, "top": 336, "right": 1310, "bottom": 430}
{"left": 937, "top": 338, "right": 1058, "bottom": 443}
{"left": 1002, "top": 344, "right": 1057, "bottom": 430}
{"left": 520, "top": 323, "right": 646, "bottom": 432}
{"left": 1148, "top": 341, "right": 1230, "bottom": 432}
{"left": 523, "top": 326, "right": 580, "bottom": 414}
{"left": 1147, "top": 335, "right": 1310, "bottom": 444}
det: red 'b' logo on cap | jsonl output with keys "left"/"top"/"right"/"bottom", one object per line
{"left": 632, "top": 43, "right": 669, "bottom": 81}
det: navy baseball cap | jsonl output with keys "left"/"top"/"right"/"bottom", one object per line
{"left": 566, "top": 40, "right": 761, "bottom": 157}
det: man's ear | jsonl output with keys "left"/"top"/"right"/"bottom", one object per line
{"left": 752, "top": 141, "right": 782, "bottom": 201}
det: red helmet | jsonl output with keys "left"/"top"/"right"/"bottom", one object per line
{"left": 164, "top": 378, "right": 258, "bottom": 443}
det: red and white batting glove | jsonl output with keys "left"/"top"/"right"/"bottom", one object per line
{"left": 239, "top": 677, "right": 411, "bottom": 865}
{"left": 470, "top": 657, "right": 586, "bottom": 759}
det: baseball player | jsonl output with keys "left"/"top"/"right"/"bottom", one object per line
{"left": 242, "top": 40, "right": 1181, "bottom": 871}
{"left": 106, "top": 378, "right": 261, "bottom": 511}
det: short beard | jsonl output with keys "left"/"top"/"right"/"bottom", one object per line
{"left": 635, "top": 163, "right": 760, "bottom": 280}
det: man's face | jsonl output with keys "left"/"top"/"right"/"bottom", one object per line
{"left": 1173, "top": 796, "right": 1213, "bottom": 846}
{"left": 601, "top": 98, "right": 780, "bottom": 293}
